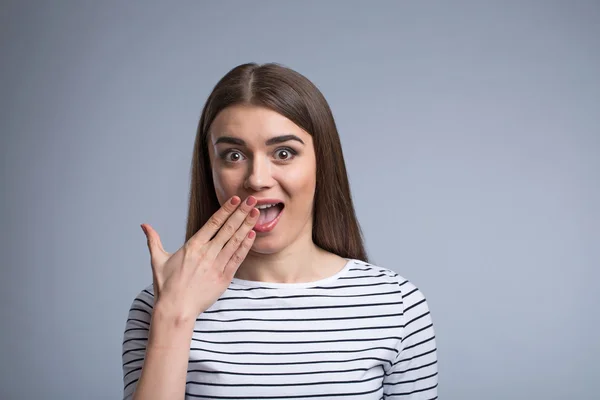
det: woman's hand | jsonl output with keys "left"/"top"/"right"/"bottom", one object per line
{"left": 140, "top": 195, "right": 259, "bottom": 322}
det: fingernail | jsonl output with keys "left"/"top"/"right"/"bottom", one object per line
{"left": 246, "top": 196, "right": 257, "bottom": 206}
{"left": 250, "top": 208, "right": 259, "bottom": 218}
{"left": 248, "top": 230, "right": 256, "bottom": 239}
{"left": 231, "top": 196, "right": 241, "bottom": 205}
{"left": 140, "top": 224, "right": 147, "bottom": 235}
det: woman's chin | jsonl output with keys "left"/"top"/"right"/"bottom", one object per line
{"left": 248, "top": 239, "right": 283, "bottom": 255}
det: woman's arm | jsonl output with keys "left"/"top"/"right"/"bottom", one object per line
{"left": 122, "top": 289, "right": 196, "bottom": 400}
{"left": 124, "top": 197, "right": 258, "bottom": 398}
{"left": 131, "top": 302, "right": 195, "bottom": 400}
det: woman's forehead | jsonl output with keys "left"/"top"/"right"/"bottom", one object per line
{"left": 209, "top": 105, "right": 312, "bottom": 145}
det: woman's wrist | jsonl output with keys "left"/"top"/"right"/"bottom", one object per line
{"left": 148, "top": 301, "right": 196, "bottom": 349}
{"left": 153, "top": 297, "right": 198, "bottom": 326}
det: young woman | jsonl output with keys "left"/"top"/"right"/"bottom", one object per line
{"left": 122, "top": 63, "right": 438, "bottom": 399}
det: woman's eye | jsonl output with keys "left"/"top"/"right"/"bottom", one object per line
{"left": 223, "top": 151, "right": 244, "bottom": 162}
{"left": 275, "top": 148, "right": 297, "bottom": 161}
{"left": 221, "top": 148, "right": 296, "bottom": 163}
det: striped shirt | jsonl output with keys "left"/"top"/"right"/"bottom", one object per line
{"left": 122, "top": 258, "right": 438, "bottom": 399}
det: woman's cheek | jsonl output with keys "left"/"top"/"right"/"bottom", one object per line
{"left": 285, "top": 166, "right": 314, "bottom": 188}
{"left": 212, "top": 171, "right": 232, "bottom": 203}
{"left": 216, "top": 169, "right": 246, "bottom": 201}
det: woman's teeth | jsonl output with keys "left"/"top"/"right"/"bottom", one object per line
{"left": 256, "top": 203, "right": 280, "bottom": 210}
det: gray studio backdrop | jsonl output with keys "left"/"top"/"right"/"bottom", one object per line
{"left": 1, "top": 1, "right": 598, "bottom": 399}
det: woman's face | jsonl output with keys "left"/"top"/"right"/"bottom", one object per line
{"left": 208, "top": 104, "right": 317, "bottom": 255}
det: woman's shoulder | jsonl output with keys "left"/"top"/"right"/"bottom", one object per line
{"left": 127, "top": 283, "right": 156, "bottom": 313}
{"left": 347, "top": 258, "right": 430, "bottom": 301}
{"left": 349, "top": 259, "right": 434, "bottom": 333}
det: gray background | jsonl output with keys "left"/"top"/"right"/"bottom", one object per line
{"left": 1, "top": 1, "right": 598, "bottom": 399}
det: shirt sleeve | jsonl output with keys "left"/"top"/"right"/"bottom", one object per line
{"left": 121, "top": 286, "right": 155, "bottom": 400}
{"left": 383, "top": 280, "right": 438, "bottom": 399}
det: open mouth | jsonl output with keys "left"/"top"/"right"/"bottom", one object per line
{"left": 254, "top": 202, "right": 284, "bottom": 233}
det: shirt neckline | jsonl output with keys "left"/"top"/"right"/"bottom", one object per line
{"left": 230, "top": 258, "right": 355, "bottom": 289}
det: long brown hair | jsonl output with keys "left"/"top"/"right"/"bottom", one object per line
{"left": 185, "top": 62, "right": 368, "bottom": 262}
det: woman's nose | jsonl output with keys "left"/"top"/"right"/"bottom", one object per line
{"left": 244, "top": 156, "right": 275, "bottom": 191}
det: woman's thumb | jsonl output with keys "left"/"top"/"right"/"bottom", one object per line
{"left": 141, "top": 224, "right": 169, "bottom": 263}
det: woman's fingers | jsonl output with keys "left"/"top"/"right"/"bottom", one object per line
{"left": 187, "top": 196, "right": 242, "bottom": 248}
{"left": 209, "top": 196, "right": 257, "bottom": 252}
{"left": 213, "top": 207, "right": 259, "bottom": 271}
{"left": 222, "top": 229, "right": 256, "bottom": 281}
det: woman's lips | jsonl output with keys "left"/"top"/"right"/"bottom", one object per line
{"left": 253, "top": 205, "right": 284, "bottom": 233}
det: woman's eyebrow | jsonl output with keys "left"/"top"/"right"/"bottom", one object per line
{"left": 214, "top": 134, "right": 305, "bottom": 146}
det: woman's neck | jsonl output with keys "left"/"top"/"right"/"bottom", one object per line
{"left": 235, "top": 235, "right": 343, "bottom": 284}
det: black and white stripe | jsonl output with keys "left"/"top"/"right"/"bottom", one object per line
{"left": 122, "top": 259, "right": 438, "bottom": 399}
